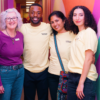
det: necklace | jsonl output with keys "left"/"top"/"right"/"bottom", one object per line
{"left": 6, "top": 29, "right": 16, "bottom": 44}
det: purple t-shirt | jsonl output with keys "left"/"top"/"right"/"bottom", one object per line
{"left": 0, "top": 31, "right": 23, "bottom": 86}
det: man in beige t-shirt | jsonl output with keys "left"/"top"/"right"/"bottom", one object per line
{"left": 20, "top": 3, "right": 51, "bottom": 100}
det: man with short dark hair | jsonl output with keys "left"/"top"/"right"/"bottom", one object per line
{"left": 20, "top": 3, "right": 51, "bottom": 100}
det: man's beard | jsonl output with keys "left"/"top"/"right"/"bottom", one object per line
{"left": 30, "top": 17, "right": 41, "bottom": 24}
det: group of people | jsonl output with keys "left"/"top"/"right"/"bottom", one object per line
{"left": 0, "top": 3, "right": 98, "bottom": 100}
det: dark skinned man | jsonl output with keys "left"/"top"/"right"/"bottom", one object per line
{"left": 20, "top": 3, "right": 51, "bottom": 100}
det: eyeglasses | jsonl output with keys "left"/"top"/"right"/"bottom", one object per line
{"left": 5, "top": 17, "right": 18, "bottom": 22}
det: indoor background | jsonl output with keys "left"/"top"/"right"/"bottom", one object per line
{"left": 0, "top": 0, "right": 100, "bottom": 100}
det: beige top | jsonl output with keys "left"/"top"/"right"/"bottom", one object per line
{"left": 68, "top": 27, "right": 98, "bottom": 81}
{"left": 19, "top": 22, "right": 52, "bottom": 73}
{"left": 48, "top": 31, "right": 76, "bottom": 75}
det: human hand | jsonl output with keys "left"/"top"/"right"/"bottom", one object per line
{"left": 76, "top": 83, "right": 85, "bottom": 100}
{"left": 0, "top": 85, "right": 4, "bottom": 94}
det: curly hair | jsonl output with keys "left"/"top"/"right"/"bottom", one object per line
{"left": 68, "top": 6, "right": 97, "bottom": 34}
{"left": 48, "top": 11, "right": 70, "bottom": 35}
{"left": 0, "top": 8, "right": 23, "bottom": 30}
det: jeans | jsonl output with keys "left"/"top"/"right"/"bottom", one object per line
{"left": 0, "top": 65, "right": 24, "bottom": 100}
{"left": 48, "top": 72, "right": 59, "bottom": 100}
{"left": 24, "top": 68, "right": 48, "bottom": 100}
{"left": 67, "top": 72, "right": 96, "bottom": 100}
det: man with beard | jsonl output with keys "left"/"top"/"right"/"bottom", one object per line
{"left": 20, "top": 3, "right": 51, "bottom": 100}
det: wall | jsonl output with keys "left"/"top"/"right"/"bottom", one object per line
{"left": 42, "top": 0, "right": 51, "bottom": 23}
{"left": 0, "top": 0, "right": 14, "bottom": 13}
{"left": 4, "top": 0, "right": 14, "bottom": 10}
{"left": 0, "top": 0, "right": 4, "bottom": 13}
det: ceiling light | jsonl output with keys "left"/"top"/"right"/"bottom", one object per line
{"left": 26, "top": 2, "right": 34, "bottom": 3}
{"left": 26, "top": 6, "right": 29, "bottom": 8}
{"left": 26, "top": 4, "right": 32, "bottom": 5}
{"left": 26, "top": 8, "right": 29, "bottom": 12}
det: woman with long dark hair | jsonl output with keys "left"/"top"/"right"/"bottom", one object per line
{"left": 48, "top": 11, "right": 76, "bottom": 100}
{"left": 67, "top": 6, "right": 98, "bottom": 100}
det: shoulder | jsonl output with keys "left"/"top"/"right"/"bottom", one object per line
{"left": 19, "top": 23, "right": 30, "bottom": 31}
{"left": 0, "top": 31, "right": 6, "bottom": 43}
{"left": 41, "top": 22, "right": 50, "bottom": 26}
{"left": 41, "top": 22, "right": 51, "bottom": 29}
{"left": 68, "top": 31, "right": 76, "bottom": 38}
{"left": 19, "top": 23, "right": 30, "bottom": 35}
{"left": 85, "top": 27, "right": 97, "bottom": 38}
{"left": 0, "top": 31, "right": 2, "bottom": 43}
{"left": 16, "top": 31, "right": 24, "bottom": 38}
{"left": 0, "top": 31, "right": 6, "bottom": 37}
{"left": 41, "top": 22, "right": 52, "bottom": 34}
{"left": 84, "top": 27, "right": 97, "bottom": 41}
{"left": 0, "top": 31, "right": 3, "bottom": 35}
{"left": 21, "top": 23, "right": 30, "bottom": 27}
{"left": 17, "top": 31, "right": 23, "bottom": 35}
{"left": 0, "top": 31, "right": 3, "bottom": 38}
{"left": 85, "top": 27, "right": 96, "bottom": 34}
{"left": 65, "top": 31, "right": 76, "bottom": 41}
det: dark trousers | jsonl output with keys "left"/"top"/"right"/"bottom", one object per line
{"left": 48, "top": 72, "right": 59, "bottom": 100}
{"left": 24, "top": 68, "right": 48, "bottom": 100}
{"left": 67, "top": 72, "right": 96, "bottom": 100}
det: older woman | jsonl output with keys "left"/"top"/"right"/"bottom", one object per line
{"left": 0, "top": 8, "right": 24, "bottom": 100}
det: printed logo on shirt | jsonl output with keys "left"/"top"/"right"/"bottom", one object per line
{"left": 41, "top": 33, "right": 47, "bottom": 35}
{"left": 66, "top": 40, "right": 71, "bottom": 43}
{"left": 15, "top": 38, "right": 20, "bottom": 41}
{"left": 75, "top": 37, "right": 79, "bottom": 40}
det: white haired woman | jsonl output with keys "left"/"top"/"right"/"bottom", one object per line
{"left": 0, "top": 8, "right": 24, "bottom": 100}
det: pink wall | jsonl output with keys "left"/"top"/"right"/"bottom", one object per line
{"left": 43, "top": 0, "right": 57, "bottom": 23}
{"left": 1, "top": 0, "right": 4, "bottom": 12}
{"left": 4, "top": 0, "right": 14, "bottom": 10}
{"left": 16, "top": 3, "right": 20, "bottom": 13}
{"left": 4, "top": 0, "right": 8, "bottom": 10}
{"left": 43, "top": 0, "right": 51, "bottom": 22}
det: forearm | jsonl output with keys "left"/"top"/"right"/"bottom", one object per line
{"left": 79, "top": 59, "right": 92, "bottom": 84}
{"left": 79, "top": 50, "right": 93, "bottom": 84}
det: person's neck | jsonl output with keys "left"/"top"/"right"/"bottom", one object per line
{"left": 58, "top": 28, "right": 67, "bottom": 33}
{"left": 6, "top": 28, "right": 16, "bottom": 37}
{"left": 78, "top": 26, "right": 85, "bottom": 32}
{"left": 31, "top": 22, "right": 41, "bottom": 27}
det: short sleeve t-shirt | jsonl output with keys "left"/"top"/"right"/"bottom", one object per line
{"left": 48, "top": 31, "right": 76, "bottom": 75}
{"left": 68, "top": 27, "right": 98, "bottom": 81}
{"left": 19, "top": 22, "right": 52, "bottom": 73}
